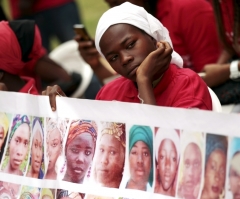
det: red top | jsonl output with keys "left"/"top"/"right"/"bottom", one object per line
{"left": 9, "top": 0, "right": 74, "bottom": 19}
{"left": 19, "top": 76, "right": 39, "bottom": 95}
{"left": 156, "top": 0, "right": 221, "bottom": 72}
{"left": 96, "top": 64, "right": 212, "bottom": 110}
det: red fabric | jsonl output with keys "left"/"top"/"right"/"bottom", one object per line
{"left": 19, "top": 76, "right": 39, "bottom": 95}
{"left": 156, "top": 0, "right": 222, "bottom": 72}
{"left": 10, "top": 0, "right": 74, "bottom": 19}
{"left": 96, "top": 64, "right": 212, "bottom": 110}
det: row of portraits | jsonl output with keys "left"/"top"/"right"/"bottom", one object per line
{"left": 0, "top": 112, "right": 239, "bottom": 199}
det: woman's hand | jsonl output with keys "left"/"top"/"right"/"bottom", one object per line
{"left": 0, "top": 83, "right": 8, "bottom": 91}
{"left": 42, "top": 85, "right": 66, "bottom": 111}
{"left": 136, "top": 41, "right": 172, "bottom": 84}
{"left": 74, "top": 35, "right": 101, "bottom": 70}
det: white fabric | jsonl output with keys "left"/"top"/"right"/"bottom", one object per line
{"left": 95, "top": 2, "right": 183, "bottom": 68}
{"left": 155, "top": 128, "right": 180, "bottom": 162}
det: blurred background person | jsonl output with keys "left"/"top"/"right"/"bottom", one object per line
{"left": 201, "top": 0, "right": 240, "bottom": 106}
{"left": 177, "top": 131, "right": 204, "bottom": 199}
{"left": 126, "top": 125, "right": 153, "bottom": 191}
{"left": 26, "top": 117, "right": 44, "bottom": 179}
{"left": 93, "top": 122, "right": 125, "bottom": 188}
{"left": 0, "top": 112, "right": 9, "bottom": 162}
{"left": 40, "top": 188, "right": 54, "bottom": 199}
{"left": 20, "top": 186, "right": 40, "bottom": 199}
{"left": 44, "top": 118, "right": 68, "bottom": 180}
{"left": 56, "top": 189, "right": 84, "bottom": 199}
{"left": 226, "top": 137, "right": 240, "bottom": 199}
{"left": 0, "top": 20, "right": 82, "bottom": 96}
{"left": 200, "top": 134, "right": 228, "bottom": 199}
{"left": 62, "top": 120, "right": 97, "bottom": 184}
{"left": 8, "top": 0, "right": 82, "bottom": 53}
{"left": 154, "top": 128, "right": 180, "bottom": 197}
{"left": 1, "top": 114, "right": 31, "bottom": 176}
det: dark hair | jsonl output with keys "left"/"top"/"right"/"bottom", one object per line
{"left": 212, "top": 0, "right": 240, "bottom": 56}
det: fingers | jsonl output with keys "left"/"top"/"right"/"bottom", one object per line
{"left": 42, "top": 85, "right": 66, "bottom": 112}
{"left": 0, "top": 83, "right": 7, "bottom": 91}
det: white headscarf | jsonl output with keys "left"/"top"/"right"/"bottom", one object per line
{"left": 155, "top": 128, "right": 180, "bottom": 163}
{"left": 95, "top": 2, "right": 183, "bottom": 68}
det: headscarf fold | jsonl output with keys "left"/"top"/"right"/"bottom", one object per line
{"left": 66, "top": 120, "right": 97, "bottom": 148}
{"left": 0, "top": 21, "right": 25, "bottom": 74}
{"left": 155, "top": 128, "right": 180, "bottom": 163}
{"left": 9, "top": 114, "right": 30, "bottom": 142}
{"left": 0, "top": 113, "right": 9, "bottom": 139}
{"left": 101, "top": 122, "right": 125, "bottom": 148}
{"left": 129, "top": 125, "right": 153, "bottom": 186}
{"left": 95, "top": 2, "right": 183, "bottom": 68}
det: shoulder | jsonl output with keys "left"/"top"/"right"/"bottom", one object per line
{"left": 96, "top": 76, "right": 133, "bottom": 101}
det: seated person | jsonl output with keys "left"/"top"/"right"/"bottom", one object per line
{"left": 0, "top": 20, "right": 81, "bottom": 96}
{"left": 43, "top": 2, "right": 212, "bottom": 111}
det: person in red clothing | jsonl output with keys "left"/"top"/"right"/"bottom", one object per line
{"left": 9, "top": 0, "right": 81, "bottom": 53}
{"left": 0, "top": 20, "right": 81, "bottom": 95}
{"left": 201, "top": 0, "right": 240, "bottom": 105}
{"left": 43, "top": 2, "right": 212, "bottom": 111}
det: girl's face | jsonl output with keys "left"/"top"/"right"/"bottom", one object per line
{"left": 65, "top": 132, "right": 95, "bottom": 183}
{"left": 158, "top": 139, "right": 178, "bottom": 191}
{"left": 47, "top": 128, "right": 62, "bottom": 171}
{"left": 100, "top": 24, "right": 156, "bottom": 82}
{"left": 129, "top": 141, "right": 151, "bottom": 185}
{"left": 0, "top": 125, "right": 5, "bottom": 149}
{"left": 31, "top": 129, "right": 43, "bottom": 174}
{"left": 204, "top": 149, "right": 226, "bottom": 199}
{"left": 9, "top": 123, "right": 30, "bottom": 171}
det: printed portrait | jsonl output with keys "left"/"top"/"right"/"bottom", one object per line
{"left": 177, "top": 131, "right": 204, "bottom": 199}
{"left": 154, "top": 127, "right": 180, "bottom": 197}
{"left": 19, "top": 186, "right": 40, "bottom": 199}
{"left": 1, "top": 114, "right": 31, "bottom": 176}
{"left": 62, "top": 119, "right": 97, "bottom": 184}
{"left": 0, "top": 112, "right": 10, "bottom": 163}
{"left": 26, "top": 117, "right": 45, "bottom": 179}
{"left": 93, "top": 122, "right": 126, "bottom": 188}
{"left": 0, "top": 181, "right": 21, "bottom": 199}
{"left": 125, "top": 125, "right": 153, "bottom": 192}
{"left": 200, "top": 133, "right": 228, "bottom": 199}
{"left": 40, "top": 188, "right": 55, "bottom": 199}
{"left": 225, "top": 137, "right": 240, "bottom": 199}
{"left": 44, "top": 117, "right": 68, "bottom": 180}
{"left": 56, "top": 189, "right": 85, "bottom": 199}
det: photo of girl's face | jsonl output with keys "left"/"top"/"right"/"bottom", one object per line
{"left": 65, "top": 132, "right": 95, "bottom": 183}
{"left": 0, "top": 125, "right": 5, "bottom": 149}
{"left": 129, "top": 141, "right": 151, "bottom": 184}
{"left": 204, "top": 149, "right": 226, "bottom": 199}
{"left": 47, "top": 128, "right": 62, "bottom": 171}
{"left": 31, "top": 128, "right": 43, "bottom": 174}
{"left": 157, "top": 139, "right": 178, "bottom": 190}
{"left": 9, "top": 123, "right": 30, "bottom": 170}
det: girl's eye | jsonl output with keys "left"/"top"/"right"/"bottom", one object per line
{"left": 85, "top": 151, "right": 91, "bottom": 156}
{"left": 127, "top": 41, "right": 135, "bottom": 49}
{"left": 110, "top": 150, "right": 116, "bottom": 155}
{"left": 110, "top": 55, "right": 118, "bottom": 62}
{"left": 143, "top": 152, "right": 149, "bottom": 156}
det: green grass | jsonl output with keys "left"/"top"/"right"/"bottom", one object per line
{"left": 1, "top": 0, "right": 109, "bottom": 50}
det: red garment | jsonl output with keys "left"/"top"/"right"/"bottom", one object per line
{"left": 19, "top": 76, "right": 39, "bottom": 95}
{"left": 96, "top": 64, "right": 212, "bottom": 110}
{"left": 218, "top": 0, "right": 240, "bottom": 56}
{"left": 10, "top": 0, "right": 74, "bottom": 19}
{"left": 156, "top": 0, "right": 221, "bottom": 72}
{"left": 0, "top": 21, "right": 45, "bottom": 93}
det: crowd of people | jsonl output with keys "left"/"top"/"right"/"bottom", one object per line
{"left": 0, "top": 0, "right": 239, "bottom": 198}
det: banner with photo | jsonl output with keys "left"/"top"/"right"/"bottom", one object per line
{"left": 0, "top": 91, "right": 239, "bottom": 199}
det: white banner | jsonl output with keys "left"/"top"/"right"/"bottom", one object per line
{"left": 0, "top": 91, "right": 239, "bottom": 199}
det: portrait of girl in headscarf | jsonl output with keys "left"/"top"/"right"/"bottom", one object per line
{"left": 126, "top": 125, "right": 153, "bottom": 191}
{"left": 0, "top": 112, "right": 10, "bottom": 162}
{"left": 1, "top": 114, "right": 31, "bottom": 176}
{"left": 62, "top": 119, "right": 97, "bottom": 184}
{"left": 40, "top": 188, "right": 54, "bottom": 199}
{"left": 19, "top": 185, "right": 40, "bottom": 199}
{"left": 56, "top": 189, "right": 85, "bottom": 199}
{"left": 26, "top": 117, "right": 44, "bottom": 179}
{"left": 154, "top": 127, "right": 180, "bottom": 196}
{"left": 200, "top": 134, "right": 228, "bottom": 199}
{"left": 44, "top": 117, "right": 68, "bottom": 180}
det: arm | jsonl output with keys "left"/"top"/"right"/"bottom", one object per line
{"left": 136, "top": 41, "right": 172, "bottom": 105}
{"left": 74, "top": 35, "right": 115, "bottom": 84}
